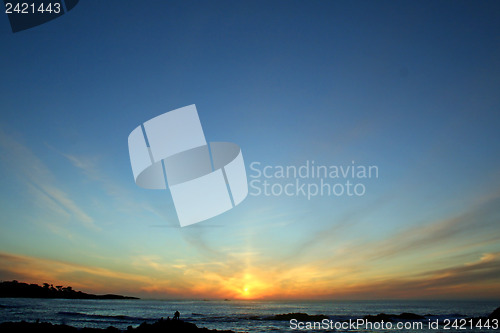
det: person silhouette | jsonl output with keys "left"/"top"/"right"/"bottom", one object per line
{"left": 173, "top": 310, "right": 180, "bottom": 320}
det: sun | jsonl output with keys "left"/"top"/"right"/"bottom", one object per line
{"left": 232, "top": 273, "right": 267, "bottom": 299}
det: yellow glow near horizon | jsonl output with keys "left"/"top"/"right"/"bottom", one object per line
{"left": 231, "top": 273, "right": 266, "bottom": 299}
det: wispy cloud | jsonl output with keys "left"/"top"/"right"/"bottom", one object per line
{"left": 0, "top": 251, "right": 154, "bottom": 296}
{"left": 1, "top": 126, "right": 499, "bottom": 300}
{"left": 360, "top": 192, "right": 500, "bottom": 263}
{"left": 49, "top": 144, "right": 179, "bottom": 227}
{"left": 0, "top": 128, "right": 99, "bottom": 232}
{"left": 319, "top": 252, "right": 500, "bottom": 300}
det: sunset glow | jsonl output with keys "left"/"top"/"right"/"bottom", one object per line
{"left": 0, "top": 1, "right": 499, "bottom": 302}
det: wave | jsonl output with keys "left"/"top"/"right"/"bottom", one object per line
{"left": 56, "top": 311, "right": 262, "bottom": 324}
{"left": 57, "top": 311, "right": 149, "bottom": 322}
{"left": 0, "top": 304, "right": 23, "bottom": 309}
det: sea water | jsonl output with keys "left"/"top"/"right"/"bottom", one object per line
{"left": 0, "top": 298, "right": 498, "bottom": 332}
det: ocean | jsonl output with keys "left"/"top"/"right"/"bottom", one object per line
{"left": 0, "top": 298, "right": 498, "bottom": 332}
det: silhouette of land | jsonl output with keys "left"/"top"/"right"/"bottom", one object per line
{"left": 270, "top": 307, "right": 500, "bottom": 324}
{"left": 268, "top": 313, "right": 329, "bottom": 321}
{"left": 360, "top": 307, "right": 500, "bottom": 323}
{"left": 0, "top": 280, "right": 138, "bottom": 300}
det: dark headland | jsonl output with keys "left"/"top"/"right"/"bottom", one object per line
{"left": 0, "top": 280, "right": 138, "bottom": 300}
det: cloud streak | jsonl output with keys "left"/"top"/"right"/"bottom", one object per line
{"left": 0, "top": 128, "right": 99, "bottom": 232}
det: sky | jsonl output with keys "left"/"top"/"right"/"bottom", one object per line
{"left": 0, "top": 0, "right": 499, "bottom": 300}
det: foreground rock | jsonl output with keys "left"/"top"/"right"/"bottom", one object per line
{"left": 269, "top": 312, "right": 329, "bottom": 321}
{"left": 489, "top": 307, "right": 500, "bottom": 320}
{"left": 0, "top": 319, "right": 236, "bottom": 333}
{"left": 466, "top": 306, "right": 500, "bottom": 325}
{"left": 363, "top": 312, "right": 426, "bottom": 322}
{"left": 363, "top": 307, "right": 500, "bottom": 324}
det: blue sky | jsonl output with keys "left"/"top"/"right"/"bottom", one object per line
{"left": 0, "top": 0, "right": 499, "bottom": 299}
